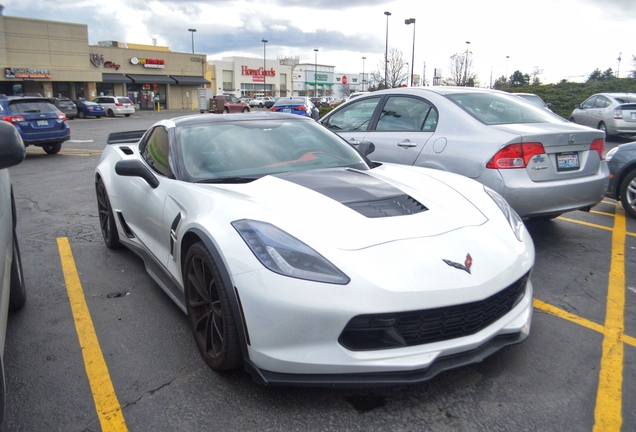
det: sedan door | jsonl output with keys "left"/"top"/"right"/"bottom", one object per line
{"left": 320, "top": 96, "right": 382, "bottom": 148}
{"left": 574, "top": 96, "right": 598, "bottom": 127}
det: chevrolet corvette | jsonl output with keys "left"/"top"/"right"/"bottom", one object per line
{"left": 95, "top": 112, "right": 535, "bottom": 386}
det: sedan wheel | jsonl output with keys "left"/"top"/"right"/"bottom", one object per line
{"left": 598, "top": 121, "right": 608, "bottom": 136}
{"left": 95, "top": 178, "right": 122, "bottom": 249}
{"left": 9, "top": 232, "right": 26, "bottom": 311}
{"left": 620, "top": 168, "right": 636, "bottom": 219}
{"left": 184, "top": 242, "right": 242, "bottom": 371}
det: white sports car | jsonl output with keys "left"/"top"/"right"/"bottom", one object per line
{"left": 95, "top": 112, "right": 535, "bottom": 386}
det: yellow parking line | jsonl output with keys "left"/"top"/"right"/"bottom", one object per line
{"left": 556, "top": 217, "right": 613, "bottom": 232}
{"left": 57, "top": 238, "right": 128, "bottom": 432}
{"left": 590, "top": 210, "right": 616, "bottom": 217}
{"left": 593, "top": 205, "right": 626, "bottom": 431}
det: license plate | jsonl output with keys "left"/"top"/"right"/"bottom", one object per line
{"left": 36, "top": 120, "right": 49, "bottom": 126}
{"left": 556, "top": 152, "right": 579, "bottom": 171}
{"left": 283, "top": 108, "right": 291, "bottom": 113}
{"left": 632, "top": 112, "right": 636, "bottom": 119}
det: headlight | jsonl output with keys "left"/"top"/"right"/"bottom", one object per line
{"left": 605, "top": 146, "right": 618, "bottom": 161}
{"left": 232, "top": 219, "right": 350, "bottom": 285}
{"left": 484, "top": 186, "right": 524, "bottom": 241}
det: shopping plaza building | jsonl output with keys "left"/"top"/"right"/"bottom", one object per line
{"left": 0, "top": 8, "right": 365, "bottom": 110}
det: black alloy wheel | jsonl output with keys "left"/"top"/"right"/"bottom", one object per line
{"left": 95, "top": 178, "right": 122, "bottom": 249}
{"left": 184, "top": 242, "right": 242, "bottom": 371}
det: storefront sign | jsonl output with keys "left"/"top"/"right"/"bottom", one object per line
{"left": 315, "top": 74, "right": 328, "bottom": 81}
{"left": 89, "top": 54, "right": 121, "bottom": 70}
{"left": 5, "top": 67, "right": 51, "bottom": 79}
{"left": 104, "top": 61, "right": 121, "bottom": 70}
{"left": 130, "top": 57, "right": 165, "bottom": 68}
{"left": 241, "top": 65, "right": 276, "bottom": 78}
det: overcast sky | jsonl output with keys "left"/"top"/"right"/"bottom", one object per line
{"left": 2, "top": 0, "right": 633, "bottom": 85}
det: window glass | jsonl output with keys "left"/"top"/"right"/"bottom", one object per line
{"left": 376, "top": 96, "right": 437, "bottom": 131}
{"left": 581, "top": 96, "right": 597, "bottom": 109}
{"left": 324, "top": 97, "right": 380, "bottom": 132}
{"left": 447, "top": 92, "right": 558, "bottom": 125}
{"left": 141, "top": 126, "right": 173, "bottom": 177}
{"left": 8, "top": 100, "right": 58, "bottom": 113}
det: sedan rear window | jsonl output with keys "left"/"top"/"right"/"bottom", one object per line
{"left": 446, "top": 92, "right": 558, "bottom": 125}
{"left": 116, "top": 98, "right": 133, "bottom": 104}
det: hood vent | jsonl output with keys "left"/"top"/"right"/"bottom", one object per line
{"left": 345, "top": 194, "right": 427, "bottom": 218}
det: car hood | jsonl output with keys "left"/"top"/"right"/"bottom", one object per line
{"left": 196, "top": 166, "right": 490, "bottom": 250}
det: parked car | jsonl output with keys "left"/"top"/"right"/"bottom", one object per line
{"left": 0, "top": 120, "right": 27, "bottom": 424}
{"left": 604, "top": 141, "right": 636, "bottom": 217}
{"left": 249, "top": 97, "right": 274, "bottom": 108}
{"left": 48, "top": 97, "right": 77, "bottom": 119}
{"left": 513, "top": 93, "right": 553, "bottom": 112}
{"left": 208, "top": 95, "right": 250, "bottom": 113}
{"left": 95, "top": 112, "right": 534, "bottom": 385}
{"left": 310, "top": 97, "right": 325, "bottom": 107}
{"left": 0, "top": 95, "right": 70, "bottom": 154}
{"left": 264, "top": 98, "right": 277, "bottom": 109}
{"left": 240, "top": 97, "right": 253, "bottom": 104}
{"left": 270, "top": 96, "right": 319, "bottom": 119}
{"left": 75, "top": 100, "right": 106, "bottom": 119}
{"left": 569, "top": 93, "right": 636, "bottom": 137}
{"left": 93, "top": 96, "right": 135, "bottom": 117}
{"left": 319, "top": 87, "right": 609, "bottom": 219}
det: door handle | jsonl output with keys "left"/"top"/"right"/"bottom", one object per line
{"left": 398, "top": 139, "right": 417, "bottom": 148}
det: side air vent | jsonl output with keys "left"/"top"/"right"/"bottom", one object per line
{"left": 169, "top": 213, "right": 182, "bottom": 261}
{"left": 116, "top": 211, "right": 135, "bottom": 238}
{"left": 345, "top": 195, "right": 427, "bottom": 218}
{"left": 118, "top": 146, "right": 134, "bottom": 155}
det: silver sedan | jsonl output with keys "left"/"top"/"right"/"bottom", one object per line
{"left": 319, "top": 87, "right": 609, "bottom": 219}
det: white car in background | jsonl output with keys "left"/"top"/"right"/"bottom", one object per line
{"left": 249, "top": 97, "right": 274, "bottom": 108}
{"left": 93, "top": 96, "right": 135, "bottom": 118}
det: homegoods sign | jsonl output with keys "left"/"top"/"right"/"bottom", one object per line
{"left": 241, "top": 66, "right": 276, "bottom": 78}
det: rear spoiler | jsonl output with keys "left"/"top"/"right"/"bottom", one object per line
{"left": 107, "top": 130, "right": 146, "bottom": 145}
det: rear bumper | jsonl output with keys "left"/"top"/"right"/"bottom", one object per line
{"left": 23, "top": 134, "right": 70, "bottom": 146}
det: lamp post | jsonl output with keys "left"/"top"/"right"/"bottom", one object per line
{"left": 314, "top": 48, "right": 319, "bottom": 98}
{"left": 262, "top": 39, "right": 268, "bottom": 97}
{"left": 505, "top": 55, "right": 509, "bottom": 78}
{"left": 463, "top": 41, "right": 471, "bottom": 86}
{"left": 405, "top": 18, "right": 415, "bottom": 87}
{"left": 384, "top": 11, "right": 391, "bottom": 89}
{"left": 188, "top": 28, "right": 196, "bottom": 54}
{"left": 362, "top": 56, "right": 366, "bottom": 91}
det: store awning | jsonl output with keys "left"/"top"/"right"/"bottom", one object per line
{"left": 169, "top": 75, "right": 210, "bottom": 85}
{"left": 102, "top": 73, "right": 133, "bottom": 83}
{"left": 126, "top": 74, "right": 177, "bottom": 85}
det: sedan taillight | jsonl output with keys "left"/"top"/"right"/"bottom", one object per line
{"left": 270, "top": 107, "right": 280, "bottom": 111}
{"left": 486, "top": 143, "right": 545, "bottom": 169}
{"left": 590, "top": 138, "right": 605, "bottom": 160}
{"left": 294, "top": 105, "right": 308, "bottom": 111}
{"left": 115, "top": 102, "right": 123, "bottom": 106}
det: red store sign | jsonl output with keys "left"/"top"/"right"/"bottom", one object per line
{"left": 241, "top": 65, "right": 276, "bottom": 83}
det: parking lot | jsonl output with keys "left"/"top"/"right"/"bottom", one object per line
{"left": 3, "top": 112, "right": 635, "bottom": 431}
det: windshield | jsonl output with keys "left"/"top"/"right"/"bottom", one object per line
{"left": 176, "top": 118, "right": 369, "bottom": 182}
{"left": 446, "top": 92, "right": 559, "bottom": 125}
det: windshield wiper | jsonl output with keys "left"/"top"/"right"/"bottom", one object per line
{"left": 196, "top": 176, "right": 259, "bottom": 184}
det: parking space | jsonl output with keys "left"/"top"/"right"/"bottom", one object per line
{"left": 3, "top": 117, "right": 635, "bottom": 430}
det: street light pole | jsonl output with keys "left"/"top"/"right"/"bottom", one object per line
{"left": 405, "top": 18, "right": 415, "bottom": 86}
{"left": 262, "top": 39, "right": 268, "bottom": 97}
{"left": 384, "top": 11, "right": 391, "bottom": 89}
{"left": 463, "top": 41, "right": 471, "bottom": 86}
{"left": 314, "top": 48, "right": 319, "bottom": 98}
{"left": 188, "top": 28, "right": 197, "bottom": 54}
{"left": 362, "top": 56, "right": 366, "bottom": 91}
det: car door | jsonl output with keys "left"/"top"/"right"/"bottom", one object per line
{"left": 320, "top": 96, "right": 382, "bottom": 148}
{"left": 575, "top": 96, "right": 598, "bottom": 127}
{"left": 591, "top": 95, "right": 612, "bottom": 128}
{"left": 362, "top": 95, "right": 438, "bottom": 165}
{"left": 113, "top": 126, "right": 174, "bottom": 266}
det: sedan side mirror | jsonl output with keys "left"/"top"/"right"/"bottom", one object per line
{"left": 0, "top": 121, "right": 26, "bottom": 170}
{"left": 357, "top": 141, "right": 376, "bottom": 157}
{"left": 115, "top": 159, "right": 159, "bottom": 188}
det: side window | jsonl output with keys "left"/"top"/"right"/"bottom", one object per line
{"left": 141, "top": 126, "right": 173, "bottom": 178}
{"left": 594, "top": 97, "right": 609, "bottom": 108}
{"left": 324, "top": 97, "right": 381, "bottom": 132}
{"left": 581, "top": 96, "right": 597, "bottom": 109}
{"left": 376, "top": 96, "right": 437, "bottom": 132}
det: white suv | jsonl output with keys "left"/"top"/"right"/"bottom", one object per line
{"left": 249, "top": 97, "right": 274, "bottom": 108}
{"left": 93, "top": 96, "right": 135, "bottom": 117}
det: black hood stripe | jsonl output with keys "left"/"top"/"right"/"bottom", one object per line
{"left": 276, "top": 169, "right": 427, "bottom": 218}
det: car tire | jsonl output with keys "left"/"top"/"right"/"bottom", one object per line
{"left": 107, "top": 109, "right": 114, "bottom": 117}
{"left": 619, "top": 168, "right": 636, "bottom": 219}
{"left": 124, "top": 114, "right": 131, "bottom": 117}
{"left": 42, "top": 142, "right": 62, "bottom": 155}
{"left": 259, "top": 103, "right": 263, "bottom": 108}
{"left": 78, "top": 111, "right": 85, "bottom": 119}
{"left": 597, "top": 121, "right": 612, "bottom": 138}
{"left": 9, "top": 232, "right": 26, "bottom": 312}
{"left": 223, "top": 107, "right": 229, "bottom": 114}
{"left": 184, "top": 242, "right": 242, "bottom": 371}
{"left": 242, "top": 107, "right": 249, "bottom": 113}
{"left": 95, "top": 178, "right": 123, "bottom": 249}
{"left": 96, "top": 116, "right": 101, "bottom": 119}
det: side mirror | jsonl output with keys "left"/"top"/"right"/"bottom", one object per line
{"left": 357, "top": 141, "right": 376, "bottom": 157}
{"left": 0, "top": 121, "right": 26, "bottom": 170}
{"left": 115, "top": 159, "right": 159, "bottom": 188}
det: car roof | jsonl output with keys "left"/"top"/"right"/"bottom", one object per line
{"left": 163, "top": 112, "right": 313, "bottom": 128}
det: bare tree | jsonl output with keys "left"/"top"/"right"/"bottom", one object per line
{"left": 446, "top": 52, "right": 477, "bottom": 86}
{"left": 531, "top": 66, "right": 543, "bottom": 85}
{"left": 368, "top": 48, "right": 409, "bottom": 90}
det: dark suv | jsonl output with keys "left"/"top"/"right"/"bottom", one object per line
{"left": 48, "top": 97, "right": 77, "bottom": 119}
{"left": 0, "top": 95, "right": 70, "bottom": 154}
